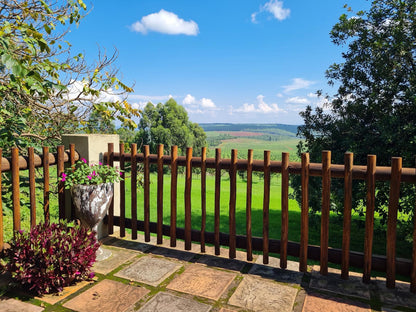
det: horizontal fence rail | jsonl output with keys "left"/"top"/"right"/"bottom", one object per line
{"left": 108, "top": 152, "right": 416, "bottom": 183}
{"left": 0, "top": 145, "right": 80, "bottom": 249}
{"left": 106, "top": 143, "right": 416, "bottom": 293}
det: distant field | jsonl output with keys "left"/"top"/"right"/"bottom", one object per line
{"left": 202, "top": 123, "right": 301, "bottom": 161}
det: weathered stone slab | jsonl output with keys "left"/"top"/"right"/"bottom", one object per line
{"left": 309, "top": 265, "right": 371, "bottom": 300}
{"left": 115, "top": 256, "right": 182, "bottom": 286}
{"left": 63, "top": 279, "right": 149, "bottom": 312}
{"left": 138, "top": 292, "right": 211, "bottom": 312}
{"left": 197, "top": 254, "right": 246, "bottom": 272}
{"left": 219, "top": 308, "right": 238, "bottom": 312}
{"left": 255, "top": 255, "right": 299, "bottom": 271}
{"left": 302, "top": 292, "right": 371, "bottom": 312}
{"left": 162, "top": 239, "right": 201, "bottom": 253}
{"left": 375, "top": 277, "right": 416, "bottom": 309}
{"left": 93, "top": 247, "right": 138, "bottom": 274}
{"left": 103, "top": 236, "right": 154, "bottom": 253}
{"left": 167, "top": 264, "right": 236, "bottom": 300}
{"left": 0, "top": 297, "right": 44, "bottom": 312}
{"left": 228, "top": 276, "right": 298, "bottom": 312}
{"left": 249, "top": 264, "right": 303, "bottom": 285}
{"left": 36, "top": 280, "right": 91, "bottom": 305}
{"left": 149, "top": 246, "right": 196, "bottom": 262}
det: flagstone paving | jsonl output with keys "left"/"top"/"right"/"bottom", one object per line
{"left": 137, "top": 292, "right": 211, "bottom": 312}
{"left": 309, "top": 265, "right": 372, "bottom": 300}
{"left": 63, "top": 279, "right": 149, "bottom": 312}
{"left": 1, "top": 233, "right": 416, "bottom": 311}
{"left": 228, "top": 275, "right": 298, "bottom": 312}
{"left": 302, "top": 292, "right": 371, "bottom": 312}
{"left": 167, "top": 264, "right": 237, "bottom": 300}
{"left": 115, "top": 256, "right": 182, "bottom": 287}
{"left": 0, "top": 297, "right": 44, "bottom": 312}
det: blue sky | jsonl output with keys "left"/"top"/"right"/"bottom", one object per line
{"left": 67, "top": 0, "right": 369, "bottom": 125}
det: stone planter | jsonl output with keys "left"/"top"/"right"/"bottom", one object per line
{"left": 70, "top": 182, "right": 114, "bottom": 261}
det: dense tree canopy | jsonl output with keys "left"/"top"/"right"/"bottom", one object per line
{"left": 135, "top": 99, "right": 206, "bottom": 155}
{"left": 0, "top": 0, "right": 139, "bottom": 153}
{"left": 294, "top": 0, "right": 416, "bottom": 223}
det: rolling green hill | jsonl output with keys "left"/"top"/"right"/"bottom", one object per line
{"left": 200, "top": 123, "right": 302, "bottom": 161}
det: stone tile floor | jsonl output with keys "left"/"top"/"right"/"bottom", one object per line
{"left": 0, "top": 232, "right": 415, "bottom": 312}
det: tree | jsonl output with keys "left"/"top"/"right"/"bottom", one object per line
{"left": 0, "top": 0, "right": 140, "bottom": 153}
{"left": 86, "top": 110, "right": 116, "bottom": 134}
{"left": 135, "top": 99, "right": 207, "bottom": 155}
{"left": 293, "top": 1, "right": 416, "bottom": 225}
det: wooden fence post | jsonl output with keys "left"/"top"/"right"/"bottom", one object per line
{"left": 246, "top": 149, "right": 253, "bottom": 261}
{"left": 131, "top": 143, "right": 138, "bottom": 240}
{"left": 280, "top": 152, "right": 289, "bottom": 269}
{"left": 170, "top": 146, "right": 178, "bottom": 247}
{"left": 229, "top": 149, "right": 237, "bottom": 259}
{"left": 320, "top": 151, "right": 331, "bottom": 275}
{"left": 42, "top": 146, "right": 50, "bottom": 224}
{"left": 363, "top": 155, "right": 376, "bottom": 283}
{"left": 342, "top": 152, "right": 353, "bottom": 279}
{"left": 299, "top": 153, "right": 310, "bottom": 272}
{"left": 157, "top": 144, "right": 164, "bottom": 244}
{"left": 201, "top": 147, "right": 207, "bottom": 253}
{"left": 143, "top": 144, "right": 150, "bottom": 241}
{"left": 28, "top": 147, "right": 37, "bottom": 227}
{"left": 214, "top": 148, "right": 221, "bottom": 255}
{"left": 263, "top": 150, "right": 271, "bottom": 264}
{"left": 185, "top": 147, "right": 193, "bottom": 250}
{"left": 107, "top": 143, "right": 114, "bottom": 235}
{"left": 57, "top": 145, "right": 65, "bottom": 220}
{"left": 11, "top": 147, "right": 20, "bottom": 232}
{"left": 119, "top": 143, "right": 126, "bottom": 237}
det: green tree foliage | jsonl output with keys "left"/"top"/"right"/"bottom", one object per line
{"left": 0, "top": 0, "right": 140, "bottom": 153}
{"left": 293, "top": 1, "right": 416, "bottom": 226}
{"left": 135, "top": 99, "right": 207, "bottom": 155}
{"left": 86, "top": 110, "right": 116, "bottom": 134}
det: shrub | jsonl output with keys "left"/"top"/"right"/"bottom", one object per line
{"left": 0, "top": 220, "right": 99, "bottom": 295}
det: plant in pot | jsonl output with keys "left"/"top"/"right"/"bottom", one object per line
{"left": 62, "top": 158, "right": 122, "bottom": 260}
{"left": 0, "top": 220, "right": 99, "bottom": 295}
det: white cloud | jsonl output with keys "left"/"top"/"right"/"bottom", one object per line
{"left": 129, "top": 94, "right": 173, "bottom": 102}
{"left": 63, "top": 80, "right": 122, "bottom": 103}
{"left": 201, "top": 98, "right": 216, "bottom": 108}
{"left": 285, "top": 96, "right": 310, "bottom": 104}
{"left": 307, "top": 92, "right": 318, "bottom": 98}
{"left": 180, "top": 94, "right": 217, "bottom": 114}
{"left": 235, "top": 95, "right": 285, "bottom": 114}
{"left": 130, "top": 9, "right": 199, "bottom": 35}
{"left": 276, "top": 93, "right": 284, "bottom": 98}
{"left": 252, "top": 0, "right": 290, "bottom": 23}
{"left": 282, "top": 78, "right": 315, "bottom": 93}
{"left": 183, "top": 94, "right": 196, "bottom": 105}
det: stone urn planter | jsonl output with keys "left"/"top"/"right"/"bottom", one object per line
{"left": 70, "top": 182, "right": 114, "bottom": 261}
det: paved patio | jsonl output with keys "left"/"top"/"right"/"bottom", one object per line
{"left": 1, "top": 232, "right": 416, "bottom": 312}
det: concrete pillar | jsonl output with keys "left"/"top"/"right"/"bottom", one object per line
{"left": 62, "top": 134, "right": 120, "bottom": 239}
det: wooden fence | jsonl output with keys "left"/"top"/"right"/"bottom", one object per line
{"left": 1, "top": 142, "right": 416, "bottom": 293}
{"left": 0, "top": 144, "right": 79, "bottom": 248}
{"left": 105, "top": 143, "right": 416, "bottom": 293}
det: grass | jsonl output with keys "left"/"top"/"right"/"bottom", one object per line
{"left": 123, "top": 172, "right": 412, "bottom": 259}
{"left": 214, "top": 137, "right": 300, "bottom": 161}
{"left": 2, "top": 170, "right": 60, "bottom": 243}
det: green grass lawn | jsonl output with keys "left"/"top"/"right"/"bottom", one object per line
{"left": 123, "top": 172, "right": 412, "bottom": 259}
{"left": 209, "top": 137, "right": 300, "bottom": 161}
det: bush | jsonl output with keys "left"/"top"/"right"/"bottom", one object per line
{"left": 0, "top": 220, "right": 99, "bottom": 295}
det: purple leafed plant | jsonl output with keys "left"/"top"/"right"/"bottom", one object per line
{"left": 0, "top": 220, "right": 99, "bottom": 295}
